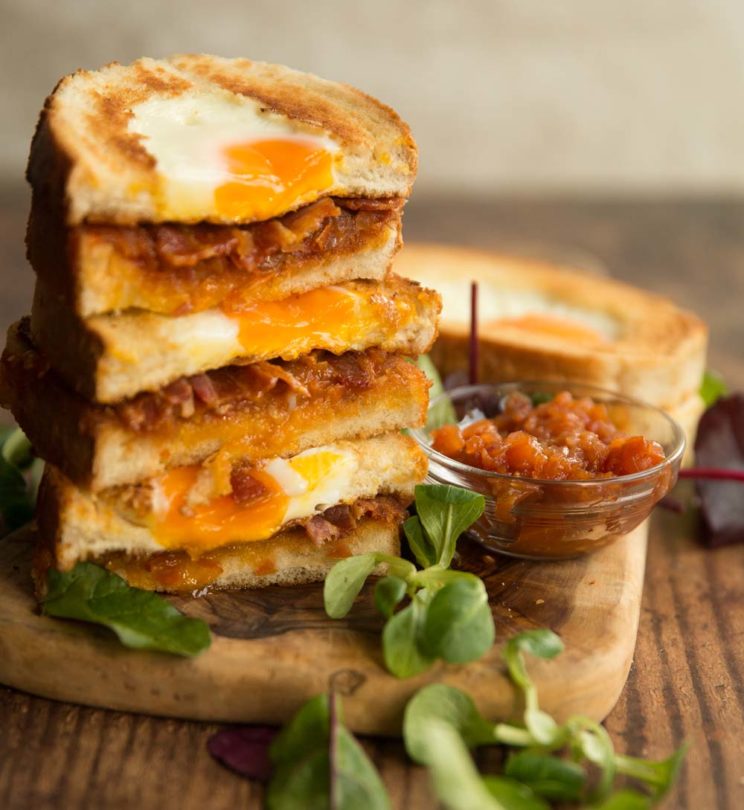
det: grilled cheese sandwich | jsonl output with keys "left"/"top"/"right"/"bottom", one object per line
{"left": 10, "top": 55, "right": 439, "bottom": 594}
{"left": 28, "top": 55, "right": 417, "bottom": 226}
{"left": 36, "top": 432, "right": 425, "bottom": 590}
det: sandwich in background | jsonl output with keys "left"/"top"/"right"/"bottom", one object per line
{"left": 1, "top": 55, "right": 441, "bottom": 592}
{"left": 395, "top": 243, "right": 707, "bottom": 455}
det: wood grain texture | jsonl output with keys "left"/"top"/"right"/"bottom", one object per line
{"left": 0, "top": 522, "right": 646, "bottom": 735}
{"left": 1, "top": 191, "right": 743, "bottom": 809}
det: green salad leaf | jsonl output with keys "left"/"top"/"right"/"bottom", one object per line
{"left": 0, "top": 427, "right": 40, "bottom": 532}
{"left": 323, "top": 553, "right": 382, "bottom": 619}
{"left": 323, "top": 484, "right": 491, "bottom": 678}
{"left": 402, "top": 628, "right": 687, "bottom": 809}
{"left": 700, "top": 370, "right": 728, "bottom": 408}
{"left": 382, "top": 594, "right": 434, "bottom": 678}
{"left": 615, "top": 745, "right": 688, "bottom": 801}
{"left": 503, "top": 752, "right": 585, "bottom": 801}
{"left": 416, "top": 354, "right": 457, "bottom": 430}
{"left": 403, "top": 514, "right": 437, "bottom": 569}
{"left": 267, "top": 693, "right": 389, "bottom": 810}
{"left": 403, "top": 683, "right": 496, "bottom": 763}
{"left": 484, "top": 776, "right": 550, "bottom": 810}
{"left": 411, "top": 718, "right": 508, "bottom": 810}
{"left": 420, "top": 576, "right": 494, "bottom": 663}
{"left": 415, "top": 484, "right": 485, "bottom": 568}
{"left": 373, "top": 575, "right": 407, "bottom": 619}
{"left": 42, "top": 562, "right": 211, "bottom": 656}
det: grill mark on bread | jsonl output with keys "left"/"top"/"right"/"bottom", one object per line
{"left": 26, "top": 55, "right": 418, "bottom": 225}
{"left": 174, "top": 55, "right": 371, "bottom": 147}
{"left": 83, "top": 64, "right": 192, "bottom": 171}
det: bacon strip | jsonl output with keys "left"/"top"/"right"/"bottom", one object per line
{"left": 112, "top": 348, "right": 393, "bottom": 432}
{"left": 86, "top": 197, "right": 399, "bottom": 275}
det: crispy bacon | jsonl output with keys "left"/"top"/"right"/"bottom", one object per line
{"left": 230, "top": 463, "right": 269, "bottom": 506}
{"left": 305, "top": 515, "right": 343, "bottom": 545}
{"left": 190, "top": 373, "right": 219, "bottom": 406}
{"left": 351, "top": 496, "right": 409, "bottom": 524}
{"left": 112, "top": 349, "right": 395, "bottom": 432}
{"left": 321, "top": 504, "right": 356, "bottom": 532}
{"left": 290, "top": 495, "right": 410, "bottom": 546}
{"left": 88, "top": 197, "right": 396, "bottom": 278}
{"left": 339, "top": 197, "right": 405, "bottom": 212}
{"left": 155, "top": 227, "right": 241, "bottom": 267}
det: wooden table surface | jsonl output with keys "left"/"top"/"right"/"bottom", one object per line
{"left": 1, "top": 186, "right": 743, "bottom": 809}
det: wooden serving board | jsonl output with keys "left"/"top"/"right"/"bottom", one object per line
{"left": 0, "top": 523, "right": 647, "bottom": 736}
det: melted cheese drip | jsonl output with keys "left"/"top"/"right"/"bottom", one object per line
{"left": 224, "top": 285, "right": 413, "bottom": 358}
{"left": 149, "top": 447, "right": 355, "bottom": 553}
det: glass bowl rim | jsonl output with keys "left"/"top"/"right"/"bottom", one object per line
{"left": 412, "top": 380, "right": 687, "bottom": 488}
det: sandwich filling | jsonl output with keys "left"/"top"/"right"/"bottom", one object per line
{"left": 29, "top": 197, "right": 403, "bottom": 316}
{"left": 99, "top": 434, "right": 426, "bottom": 555}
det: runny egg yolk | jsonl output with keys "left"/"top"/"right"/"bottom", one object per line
{"left": 223, "top": 285, "right": 414, "bottom": 358}
{"left": 214, "top": 138, "right": 335, "bottom": 220}
{"left": 149, "top": 449, "right": 350, "bottom": 554}
{"left": 489, "top": 314, "right": 607, "bottom": 344}
{"left": 151, "top": 465, "right": 288, "bottom": 553}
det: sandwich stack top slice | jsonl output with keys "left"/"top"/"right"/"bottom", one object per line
{"left": 29, "top": 54, "right": 417, "bottom": 226}
{"left": 3, "top": 55, "right": 440, "bottom": 593}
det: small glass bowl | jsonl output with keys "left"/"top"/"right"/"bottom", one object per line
{"left": 411, "top": 381, "right": 686, "bottom": 560}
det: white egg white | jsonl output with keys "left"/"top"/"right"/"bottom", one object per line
{"left": 129, "top": 91, "right": 340, "bottom": 220}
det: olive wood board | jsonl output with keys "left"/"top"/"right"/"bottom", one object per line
{"left": 0, "top": 522, "right": 647, "bottom": 736}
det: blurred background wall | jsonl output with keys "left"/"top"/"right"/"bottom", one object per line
{"left": 3, "top": 0, "right": 744, "bottom": 196}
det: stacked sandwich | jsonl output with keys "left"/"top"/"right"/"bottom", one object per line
{"left": 0, "top": 55, "right": 440, "bottom": 592}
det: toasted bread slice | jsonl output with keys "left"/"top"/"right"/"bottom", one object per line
{"left": 28, "top": 55, "right": 417, "bottom": 226}
{"left": 28, "top": 196, "right": 402, "bottom": 317}
{"left": 31, "top": 275, "right": 440, "bottom": 403}
{"left": 1, "top": 321, "right": 430, "bottom": 490}
{"left": 36, "top": 431, "right": 424, "bottom": 570}
{"left": 397, "top": 243, "right": 707, "bottom": 410}
{"left": 34, "top": 514, "right": 401, "bottom": 594}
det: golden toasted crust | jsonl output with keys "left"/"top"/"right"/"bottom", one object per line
{"left": 30, "top": 275, "right": 441, "bottom": 403}
{"left": 1, "top": 321, "right": 431, "bottom": 490}
{"left": 33, "top": 515, "right": 400, "bottom": 594}
{"left": 27, "top": 55, "right": 417, "bottom": 225}
{"left": 397, "top": 243, "right": 708, "bottom": 409}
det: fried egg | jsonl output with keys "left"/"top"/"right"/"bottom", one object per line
{"left": 150, "top": 445, "right": 357, "bottom": 552}
{"left": 147, "top": 283, "right": 415, "bottom": 368}
{"left": 129, "top": 92, "right": 340, "bottom": 222}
